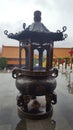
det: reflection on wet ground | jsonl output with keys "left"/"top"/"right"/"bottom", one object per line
{"left": 0, "top": 72, "right": 73, "bottom": 130}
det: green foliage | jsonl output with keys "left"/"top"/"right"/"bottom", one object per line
{"left": 0, "top": 57, "right": 7, "bottom": 69}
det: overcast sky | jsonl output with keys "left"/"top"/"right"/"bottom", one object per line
{"left": 0, "top": 0, "right": 73, "bottom": 48}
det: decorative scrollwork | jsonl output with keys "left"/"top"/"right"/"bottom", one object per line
{"left": 57, "top": 30, "right": 61, "bottom": 33}
{"left": 56, "top": 26, "right": 68, "bottom": 39}
{"left": 57, "top": 26, "right": 67, "bottom": 34}
{"left": 23, "top": 23, "right": 26, "bottom": 30}
{"left": 4, "top": 29, "right": 14, "bottom": 38}
{"left": 63, "top": 34, "right": 68, "bottom": 39}
{"left": 4, "top": 30, "right": 8, "bottom": 35}
{"left": 62, "top": 26, "right": 67, "bottom": 32}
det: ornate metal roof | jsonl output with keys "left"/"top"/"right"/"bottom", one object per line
{"left": 4, "top": 10, "right": 67, "bottom": 43}
{"left": 26, "top": 11, "right": 50, "bottom": 33}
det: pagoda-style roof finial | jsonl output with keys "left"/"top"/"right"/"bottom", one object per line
{"left": 34, "top": 10, "right": 41, "bottom": 22}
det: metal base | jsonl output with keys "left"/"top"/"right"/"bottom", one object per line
{"left": 17, "top": 105, "right": 53, "bottom": 120}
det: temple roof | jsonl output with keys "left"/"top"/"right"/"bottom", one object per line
{"left": 4, "top": 10, "right": 67, "bottom": 43}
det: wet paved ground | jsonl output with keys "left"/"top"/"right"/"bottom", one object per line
{"left": 0, "top": 72, "right": 73, "bottom": 130}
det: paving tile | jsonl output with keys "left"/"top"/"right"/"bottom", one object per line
{"left": 0, "top": 124, "right": 11, "bottom": 130}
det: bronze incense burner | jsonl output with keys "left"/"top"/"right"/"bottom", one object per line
{"left": 4, "top": 10, "right": 67, "bottom": 119}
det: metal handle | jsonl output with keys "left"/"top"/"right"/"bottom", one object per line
{"left": 49, "top": 68, "right": 58, "bottom": 78}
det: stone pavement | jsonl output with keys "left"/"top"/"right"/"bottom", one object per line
{"left": 0, "top": 72, "right": 73, "bottom": 130}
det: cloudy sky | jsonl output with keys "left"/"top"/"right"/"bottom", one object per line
{"left": 0, "top": 0, "right": 73, "bottom": 48}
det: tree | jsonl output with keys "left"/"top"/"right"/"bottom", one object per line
{"left": 0, "top": 57, "right": 7, "bottom": 69}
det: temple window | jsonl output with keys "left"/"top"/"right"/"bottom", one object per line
{"left": 21, "top": 48, "right": 25, "bottom": 67}
{"left": 33, "top": 49, "right": 39, "bottom": 68}
{"left": 42, "top": 49, "right": 47, "bottom": 68}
